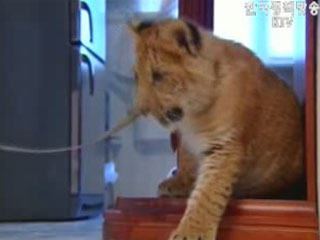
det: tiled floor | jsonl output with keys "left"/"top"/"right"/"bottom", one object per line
{"left": 0, "top": 216, "right": 102, "bottom": 240}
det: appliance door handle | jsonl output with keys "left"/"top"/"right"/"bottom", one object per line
{"left": 80, "top": 2, "right": 93, "bottom": 43}
{"left": 81, "top": 54, "right": 94, "bottom": 96}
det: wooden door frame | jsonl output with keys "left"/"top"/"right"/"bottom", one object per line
{"left": 179, "top": 0, "right": 214, "bottom": 30}
{"left": 305, "top": 0, "right": 317, "bottom": 203}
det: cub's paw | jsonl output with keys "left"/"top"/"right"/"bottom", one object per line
{"left": 157, "top": 175, "right": 194, "bottom": 198}
{"left": 169, "top": 229, "right": 215, "bottom": 240}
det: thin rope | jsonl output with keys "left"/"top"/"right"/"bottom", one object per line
{"left": 0, "top": 112, "right": 140, "bottom": 154}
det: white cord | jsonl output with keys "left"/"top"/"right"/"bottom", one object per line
{"left": 0, "top": 112, "right": 139, "bottom": 154}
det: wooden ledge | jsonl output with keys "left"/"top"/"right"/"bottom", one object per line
{"left": 104, "top": 198, "right": 318, "bottom": 240}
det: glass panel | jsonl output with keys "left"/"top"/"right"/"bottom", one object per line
{"left": 214, "top": 0, "right": 306, "bottom": 102}
{"left": 214, "top": 1, "right": 253, "bottom": 50}
{"left": 214, "top": 0, "right": 306, "bottom": 62}
{"left": 137, "top": 0, "right": 178, "bottom": 17}
{"left": 106, "top": 0, "right": 179, "bottom": 199}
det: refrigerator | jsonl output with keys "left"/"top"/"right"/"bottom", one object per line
{"left": 0, "top": 0, "right": 107, "bottom": 220}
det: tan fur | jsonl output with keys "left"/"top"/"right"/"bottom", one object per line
{"left": 130, "top": 19, "right": 303, "bottom": 240}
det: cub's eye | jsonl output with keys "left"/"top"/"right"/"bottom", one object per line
{"left": 152, "top": 71, "right": 164, "bottom": 84}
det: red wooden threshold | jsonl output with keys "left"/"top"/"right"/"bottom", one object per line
{"left": 104, "top": 198, "right": 318, "bottom": 240}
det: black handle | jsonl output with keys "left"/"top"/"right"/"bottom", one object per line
{"left": 81, "top": 54, "right": 94, "bottom": 96}
{"left": 80, "top": 2, "right": 93, "bottom": 43}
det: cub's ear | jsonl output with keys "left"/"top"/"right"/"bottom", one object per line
{"left": 173, "top": 20, "right": 202, "bottom": 56}
{"left": 127, "top": 20, "right": 155, "bottom": 36}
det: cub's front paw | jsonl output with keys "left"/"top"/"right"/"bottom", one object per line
{"left": 169, "top": 228, "right": 215, "bottom": 240}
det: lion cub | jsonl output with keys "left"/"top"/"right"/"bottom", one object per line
{"left": 129, "top": 19, "right": 303, "bottom": 240}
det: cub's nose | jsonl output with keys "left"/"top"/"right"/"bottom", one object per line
{"left": 166, "top": 107, "right": 183, "bottom": 122}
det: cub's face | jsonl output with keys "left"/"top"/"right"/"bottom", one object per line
{"left": 130, "top": 19, "right": 213, "bottom": 129}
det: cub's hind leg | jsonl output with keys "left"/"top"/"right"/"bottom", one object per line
{"left": 169, "top": 141, "right": 243, "bottom": 240}
{"left": 158, "top": 144, "right": 198, "bottom": 198}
